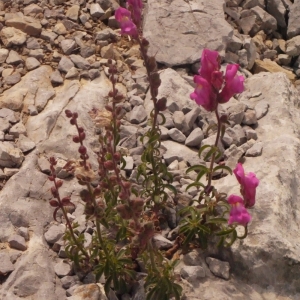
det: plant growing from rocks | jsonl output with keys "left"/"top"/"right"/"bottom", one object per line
{"left": 47, "top": 1, "right": 260, "bottom": 299}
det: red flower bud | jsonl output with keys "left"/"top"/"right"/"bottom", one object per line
{"left": 113, "top": 152, "right": 121, "bottom": 161}
{"left": 73, "top": 136, "right": 80, "bottom": 143}
{"left": 93, "top": 187, "right": 101, "bottom": 196}
{"left": 105, "top": 105, "right": 113, "bottom": 112}
{"left": 104, "top": 160, "right": 114, "bottom": 170}
{"left": 78, "top": 127, "right": 84, "bottom": 133}
{"left": 48, "top": 176, "right": 55, "bottom": 181}
{"left": 56, "top": 180, "right": 63, "bottom": 188}
{"left": 122, "top": 181, "right": 131, "bottom": 189}
{"left": 49, "top": 200, "right": 59, "bottom": 207}
{"left": 51, "top": 186, "right": 58, "bottom": 197}
{"left": 65, "top": 110, "right": 73, "bottom": 118}
{"left": 116, "top": 204, "right": 132, "bottom": 220}
{"left": 70, "top": 118, "right": 76, "bottom": 125}
{"left": 79, "top": 132, "right": 85, "bottom": 140}
{"left": 73, "top": 112, "right": 78, "bottom": 119}
{"left": 61, "top": 197, "right": 71, "bottom": 205}
{"left": 78, "top": 145, "right": 87, "bottom": 155}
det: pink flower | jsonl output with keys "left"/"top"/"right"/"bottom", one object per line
{"left": 211, "top": 71, "right": 223, "bottom": 90}
{"left": 199, "top": 49, "right": 220, "bottom": 82}
{"left": 219, "top": 64, "right": 244, "bottom": 103}
{"left": 233, "top": 163, "right": 259, "bottom": 208}
{"left": 190, "top": 76, "right": 217, "bottom": 111}
{"left": 228, "top": 195, "right": 252, "bottom": 226}
{"left": 115, "top": 8, "right": 138, "bottom": 37}
{"left": 127, "top": 0, "right": 143, "bottom": 25}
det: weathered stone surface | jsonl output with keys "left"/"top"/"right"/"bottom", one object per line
{"left": 0, "top": 27, "right": 26, "bottom": 47}
{"left": 185, "top": 128, "right": 204, "bottom": 147}
{"left": 287, "top": 0, "right": 300, "bottom": 38}
{"left": 143, "top": 0, "right": 233, "bottom": 66}
{"left": 8, "top": 234, "right": 27, "bottom": 251}
{"left": 130, "top": 105, "right": 147, "bottom": 124}
{"left": 253, "top": 59, "right": 296, "bottom": 81}
{"left": 206, "top": 257, "right": 230, "bottom": 280}
{"left": 68, "top": 284, "right": 108, "bottom": 300}
{"left": 250, "top": 6, "right": 277, "bottom": 34}
{"left": 44, "top": 224, "right": 66, "bottom": 244}
{"left": 54, "top": 260, "right": 73, "bottom": 277}
{"left": 0, "top": 252, "right": 15, "bottom": 275}
{"left": 266, "top": 0, "right": 288, "bottom": 28}
{"left": 0, "top": 142, "right": 24, "bottom": 168}
{"left": 25, "top": 57, "right": 41, "bottom": 71}
{"left": 286, "top": 36, "right": 300, "bottom": 56}
{"left": 168, "top": 128, "right": 186, "bottom": 143}
{"left": 6, "top": 16, "right": 42, "bottom": 37}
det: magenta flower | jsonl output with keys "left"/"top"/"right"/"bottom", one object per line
{"left": 127, "top": 0, "right": 143, "bottom": 25}
{"left": 190, "top": 76, "right": 217, "bottom": 111}
{"left": 219, "top": 64, "right": 244, "bottom": 103}
{"left": 199, "top": 49, "right": 220, "bottom": 82}
{"left": 115, "top": 7, "right": 138, "bottom": 38}
{"left": 228, "top": 195, "right": 252, "bottom": 226}
{"left": 233, "top": 163, "right": 259, "bottom": 208}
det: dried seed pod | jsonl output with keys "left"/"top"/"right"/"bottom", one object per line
{"left": 49, "top": 199, "right": 59, "bottom": 207}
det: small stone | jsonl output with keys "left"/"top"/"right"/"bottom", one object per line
{"left": 255, "top": 101, "right": 269, "bottom": 119}
{"left": 152, "top": 235, "right": 174, "bottom": 250}
{"left": 88, "top": 69, "right": 100, "bottom": 80}
{"left": 206, "top": 257, "right": 230, "bottom": 280}
{"left": 0, "top": 252, "right": 15, "bottom": 275}
{"left": 185, "top": 128, "right": 204, "bottom": 147}
{"left": 180, "top": 266, "right": 205, "bottom": 283}
{"left": 243, "top": 126, "right": 258, "bottom": 140}
{"left": 61, "top": 39, "right": 76, "bottom": 55}
{"left": 27, "top": 105, "right": 38, "bottom": 116}
{"left": 9, "top": 122, "right": 26, "bottom": 138}
{"left": 242, "top": 109, "right": 257, "bottom": 125}
{"left": 61, "top": 275, "right": 80, "bottom": 289}
{"left": 90, "top": 3, "right": 105, "bottom": 18}
{"left": 16, "top": 134, "right": 36, "bottom": 152}
{"left": 0, "top": 27, "right": 26, "bottom": 47}
{"left": 173, "top": 111, "right": 185, "bottom": 131}
{"left": 51, "top": 70, "right": 64, "bottom": 85}
{"left": 225, "top": 125, "right": 247, "bottom": 146}
{"left": 4, "top": 72, "right": 21, "bottom": 85}
{"left": 69, "top": 54, "right": 90, "bottom": 70}
{"left": 0, "top": 49, "right": 9, "bottom": 63}
{"left": 66, "top": 5, "right": 80, "bottom": 22}
{"left": 245, "top": 141, "right": 263, "bottom": 157}
{"left": 8, "top": 234, "right": 27, "bottom": 251}
{"left": 58, "top": 56, "right": 75, "bottom": 73}
{"left": 227, "top": 102, "right": 246, "bottom": 125}
{"left": 44, "top": 224, "right": 66, "bottom": 244}
{"left": 168, "top": 128, "right": 186, "bottom": 143}
{"left": 53, "top": 22, "right": 67, "bottom": 35}
{"left": 65, "top": 67, "right": 79, "bottom": 79}
{"left": 0, "top": 142, "right": 24, "bottom": 167}
{"left": 17, "top": 227, "right": 29, "bottom": 241}
{"left": 25, "top": 57, "right": 40, "bottom": 71}
{"left": 4, "top": 168, "right": 19, "bottom": 177}
{"left": 6, "top": 50, "right": 23, "bottom": 65}
{"left": 130, "top": 105, "right": 147, "bottom": 124}
{"left": 54, "top": 260, "right": 73, "bottom": 277}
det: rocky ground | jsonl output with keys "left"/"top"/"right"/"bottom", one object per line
{"left": 0, "top": 0, "right": 299, "bottom": 299}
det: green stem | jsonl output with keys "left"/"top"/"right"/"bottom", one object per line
{"left": 206, "top": 108, "right": 221, "bottom": 191}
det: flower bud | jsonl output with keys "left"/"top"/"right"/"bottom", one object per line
{"left": 49, "top": 200, "right": 59, "bottom": 207}
{"left": 113, "top": 152, "right": 121, "bottom": 161}
{"left": 122, "top": 181, "right": 131, "bottom": 189}
{"left": 93, "top": 187, "right": 101, "bottom": 196}
{"left": 73, "top": 112, "right": 78, "bottom": 119}
{"left": 78, "top": 127, "right": 84, "bottom": 133}
{"left": 61, "top": 197, "right": 71, "bottom": 205}
{"left": 79, "top": 132, "right": 86, "bottom": 140}
{"left": 156, "top": 97, "right": 167, "bottom": 111}
{"left": 78, "top": 145, "right": 87, "bottom": 155}
{"left": 105, "top": 105, "right": 113, "bottom": 112}
{"left": 65, "top": 110, "right": 73, "bottom": 118}
{"left": 219, "top": 114, "right": 228, "bottom": 123}
{"left": 48, "top": 176, "right": 55, "bottom": 181}
{"left": 104, "top": 160, "right": 114, "bottom": 170}
{"left": 70, "top": 118, "right": 76, "bottom": 125}
{"left": 56, "top": 180, "right": 63, "bottom": 188}
{"left": 51, "top": 187, "right": 58, "bottom": 198}
{"left": 116, "top": 204, "right": 132, "bottom": 220}
{"left": 73, "top": 136, "right": 80, "bottom": 143}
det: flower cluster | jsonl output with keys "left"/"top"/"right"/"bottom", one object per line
{"left": 190, "top": 49, "right": 244, "bottom": 111}
{"left": 115, "top": 0, "right": 143, "bottom": 38}
{"left": 228, "top": 163, "right": 259, "bottom": 226}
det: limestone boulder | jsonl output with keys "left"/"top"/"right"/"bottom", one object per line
{"left": 143, "top": 0, "right": 233, "bottom": 66}
{"left": 6, "top": 16, "right": 42, "bottom": 37}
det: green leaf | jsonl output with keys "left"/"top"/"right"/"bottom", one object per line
{"left": 212, "top": 165, "right": 232, "bottom": 175}
{"left": 204, "top": 146, "right": 219, "bottom": 161}
{"left": 198, "top": 144, "right": 212, "bottom": 157}
{"left": 186, "top": 181, "right": 205, "bottom": 191}
{"left": 104, "top": 276, "right": 113, "bottom": 296}
{"left": 158, "top": 112, "right": 166, "bottom": 125}
{"left": 163, "top": 184, "right": 177, "bottom": 195}
{"left": 216, "top": 227, "right": 235, "bottom": 236}
{"left": 186, "top": 164, "right": 208, "bottom": 174}
{"left": 206, "top": 217, "right": 228, "bottom": 224}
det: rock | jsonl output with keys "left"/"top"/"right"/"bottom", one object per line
{"left": 245, "top": 141, "right": 263, "bottom": 156}
{"left": 0, "top": 142, "right": 24, "bottom": 167}
{"left": 180, "top": 266, "right": 206, "bottom": 283}
{"left": 238, "top": 15, "right": 259, "bottom": 36}
{"left": 0, "top": 108, "right": 19, "bottom": 123}
{"left": 266, "top": 0, "right": 288, "bottom": 28}
{"left": 286, "top": 36, "right": 300, "bottom": 56}
{"left": 206, "top": 257, "right": 230, "bottom": 280}
{"left": 6, "top": 16, "right": 42, "bottom": 37}
{"left": 66, "top": 5, "right": 80, "bottom": 22}
{"left": 24, "top": 4, "right": 43, "bottom": 16}
{"left": 69, "top": 54, "right": 90, "bottom": 70}
{"left": 51, "top": 70, "right": 64, "bottom": 85}
{"left": 243, "top": 126, "right": 258, "bottom": 140}
{"left": 6, "top": 50, "right": 23, "bottom": 65}
{"left": 60, "top": 39, "right": 76, "bottom": 55}
{"left": 287, "top": 0, "right": 300, "bottom": 38}
{"left": 4, "top": 168, "right": 19, "bottom": 177}
{"left": 255, "top": 101, "right": 269, "bottom": 119}
{"left": 25, "top": 57, "right": 40, "bottom": 71}
{"left": 9, "top": 122, "right": 26, "bottom": 138}
{"left": 168, "top": 128, "right": 186, "bottom": 143}
{"left": 89, "top": 69, "right": 100, "bottom": 80}
{"left": 253, "top": 59, "right": 296, "bottom": 82}
{"left": 35, "top": 87, "right": 56, "bottom": 112}
{"left": 0, "top": 49, "right": 9, "bottom": 63}
{"left": 250, "top": 6, "right": 277, "bottom": 34}
{"left": 17, "top": 227, "right": 29, "bottom": 241}
{"left": 130, "top": 105, "right": 147, "bottom": 124}
{"left": 40, "top": 30, "right": 58, "bottom": 43}
{"left": 0, "top": 118, "right": 10, "bottom": 132}
{"left": 143, "top": 0, "right": 233, "bottom": 66}
{"left": 0, "top": 252, "right": 15, "bottom": 275}
{"left": 185, "top": 128, "right": 204, "bottom": 147}
{"left": 0, "top": 27, "right": 26, "bottom": 47}
{"left": 184, "top": 107, "right": 202, "bottom": 133}
{"left": 8, "top": 234, "right": 27, "bottom": 251}
{"left": 65, "top": 67, "right": 79, "bottom": 79}
{"left": 90, "top": 3, "right": 105, "bottom": 18}
{"left": 16, "top": 134, "right": 36, "bottom": 152}
{"left": 58, "top": 56, "right": 75, "bottom": 73}
{"left": 227, "top": 35, "right": 243, "bottom": 53}
{"left": 4, "top": 72, "right": 21, "bottom": 86}
{"left": 54, "top": 260, "right": 73, "bottom": 277}
{"left": 53, "top": 23, "right": 67, "bottom": 35}
{"left": 225, "top": 125, "right": 247, "bottom": 146}
{"left": 226, "top": 102, "right": 246, "bottom": 125}
{"left": 243, "top": 37, "right": 256, "bottom": 70}
{"left": 242, "top": 109, "right": 258, "bottom": 125}
{"left": 44, "top": 224, "right": 66, "bottom": 244}
{"left": 152, "top": 234, "right": 174, "bottom": 250}
{"left": 61, "top": 275, "right": 80, "bottom": 289}
{"left": 243, "top": 0, "right": 265, "bottom": 9}
{"left": 68, "top": 284, "right": 108, "bottom": 300}
{"left": 172, "top": 111, "right": 185, "bottom": 131}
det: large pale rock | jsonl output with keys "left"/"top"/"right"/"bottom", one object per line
{"left": 144, "top": 68, "right": 195, "bottom": 115}
{"left": 0, "top": 66, "right": 52, "bottom": 111}
{"left": 286, "top": 36, "right": 300, "bottom": 56}
{"left": 6, "top": 16, "right": 42, "bottom": 37}
{"left": 266, "top": 0, "right": 288, "bottom": 28}
{"left": 213, "top": 72, "right": 300, "bottom": 297}
{"left": 253, "top": 59, "right": 296, "bottom": 81}
{"left": 0, "top": 27, "right": 26, "bottom": 47}
{"left": 287, "top": 0, "right": 300, "bottom": 38}
{"left": 143, "top": 0, "right": 233, "bottom": 66}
